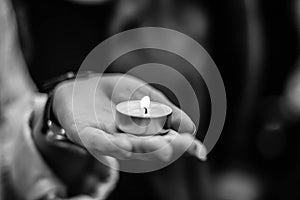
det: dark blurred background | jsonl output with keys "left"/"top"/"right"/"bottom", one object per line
{"left": 3, "top": 0, "right": 300, "bottom": 199}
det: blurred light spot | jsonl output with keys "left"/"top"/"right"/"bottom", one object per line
{"left": 214, "top": 170, "right": 261, "bottom": 200}
{"left": 264, "top": 122, "right": 282, "bottom": 131}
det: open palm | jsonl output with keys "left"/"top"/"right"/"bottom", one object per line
{"left": 53, "top": 73, "right": 206, "bottom": 162}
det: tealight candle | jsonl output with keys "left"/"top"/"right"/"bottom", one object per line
{"left": 115, "top": 96, "right": 172, "bottom": 136}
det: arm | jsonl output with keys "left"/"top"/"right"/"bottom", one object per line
{"left": 0, "top": 0, "right": 33, "bottom": 114}
{"left": 0, "top": 1, "right": 118, "bottom": 199}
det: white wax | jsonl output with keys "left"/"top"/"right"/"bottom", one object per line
{"left": 116, "top": 100, "right": 172, "bottom": 118}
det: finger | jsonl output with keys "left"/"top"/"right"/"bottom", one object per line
{"left": 79, "top": 127, "right": 133, "bottom": 160}
{"left": 164, "top": 130, "right": 207, "bottom": 161}
{"left": 170, "top": 107, "right": 196, "bottom": 134}
{"left": 147, "top": 89, "right": 196, "bottom": 133}
{"left": 127, "top": 135, "right": 173, "bottom": 162}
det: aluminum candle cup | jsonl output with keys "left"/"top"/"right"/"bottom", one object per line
{"left": 115, "top": 98, "right": 172, "bottom": 136}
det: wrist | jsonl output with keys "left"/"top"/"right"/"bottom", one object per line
{"left": 42, "top": 71, "right": 95, "bottom": 145}
{"left": 32, "top": 95, "right": 91, "bottom": 189}
{"left": 32, "top": 72, "right": 95, "bottom": 189}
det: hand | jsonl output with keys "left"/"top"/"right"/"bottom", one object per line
{"left": 53, "top": 73, "right": 206, "bottom": 162}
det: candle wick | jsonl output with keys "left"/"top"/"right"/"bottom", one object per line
{"left": 144, "top": 107, "right": 148, "bottom": 114}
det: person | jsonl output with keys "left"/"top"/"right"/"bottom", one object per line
{"left": 0, "top": 0, "right": 208, "bottom": 199}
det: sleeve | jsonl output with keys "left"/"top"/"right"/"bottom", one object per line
{"left": 1, "top": 95, "right": 119, "bottom": 200}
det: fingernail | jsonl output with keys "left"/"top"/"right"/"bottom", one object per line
{"left": 164, "top": 134, "right": 176, "bottom": 142}
{"left": 194, "top": 141, "right": 207, "bottom": 161}
{"left": 161, "top": 146, "right": 173, "bottom": 162}
{"left": 124, "top": 150, "right": 132, "bottom": 158}
{"left": 161, "top": 153, "right": 172, "bottom": 162}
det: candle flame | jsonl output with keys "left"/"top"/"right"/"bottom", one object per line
{"left": 140, "top": 96, "right": 150, "bottom": 114}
